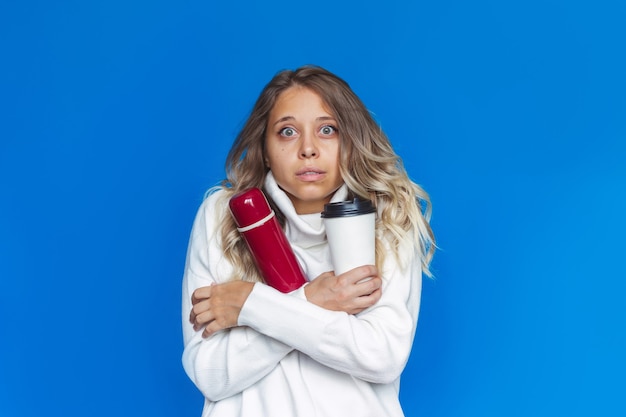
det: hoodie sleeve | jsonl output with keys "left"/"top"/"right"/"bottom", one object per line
{"left": 181, "top": 193, "right": 294, "bottom": 401}
{"left": 238, "top": 242, "right": 422, "bottom": 384}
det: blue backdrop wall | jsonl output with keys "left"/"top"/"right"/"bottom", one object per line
{"left": 1, "top": 1, "right": 625, "bottom": 416}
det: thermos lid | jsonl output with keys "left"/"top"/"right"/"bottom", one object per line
{"left": 229, "top": 188, "right": 272, "bottom": 228}
{"left": 321, "top": 198, "right": 376, "bottom": 218}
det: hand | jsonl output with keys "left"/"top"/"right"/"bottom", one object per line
{"left": 304, "top": 265, "right": 382, "bottom": 315}
{"left": 189, "top": 281, "right": 255, "bottom": 338}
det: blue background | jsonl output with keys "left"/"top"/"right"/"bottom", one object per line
{"left": 1, "top": 1, "right": 625, "bottom": 416}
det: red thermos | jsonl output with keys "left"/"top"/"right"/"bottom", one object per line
{"left": 229, "top": 188, "right": 307, "bottom": 293}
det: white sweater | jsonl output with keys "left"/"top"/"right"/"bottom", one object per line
{"left": 181, "top": 173, "right": 422, "bottom": 417}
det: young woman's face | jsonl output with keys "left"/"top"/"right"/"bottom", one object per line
{"left": 265, "top": 86, "right": 344, "bottom": 214}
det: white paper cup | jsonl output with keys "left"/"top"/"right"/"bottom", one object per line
{"left": 322, "top": 199, "right": 376, "bottom": 275}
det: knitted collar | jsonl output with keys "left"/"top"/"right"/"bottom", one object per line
{"left": 264, "top": 171, "right": 348, "bottom": 248}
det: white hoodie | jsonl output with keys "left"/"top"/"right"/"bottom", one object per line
{"left": 181, "top": 172, "right": 422, "bottom": 417}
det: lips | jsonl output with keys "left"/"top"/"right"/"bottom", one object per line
{"left": 295, "top": 167, "right": 326, "bottom": 181}
{"left": 296, "top": 167, "right": 325, "bottom": 176}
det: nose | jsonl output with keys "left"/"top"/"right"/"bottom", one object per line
{"left": 299, "top": 132, "right": 318, "bottom": 159}
{"left": 301, "top": 147, "right": 317, "bottom": 158}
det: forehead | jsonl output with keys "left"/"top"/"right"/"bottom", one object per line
{"left": 269, "top": 86, "right": 333, "bottom": 118}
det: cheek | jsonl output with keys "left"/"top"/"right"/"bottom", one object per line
{"left": 266, "top": 151, "right": 287, "bottom": 170}
{"left": 267, "top": 144, "right": 289, "bottom": 162}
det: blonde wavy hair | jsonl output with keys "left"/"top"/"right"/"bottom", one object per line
{"left": 210, "top": 65, "right": 435, "bottom": 282}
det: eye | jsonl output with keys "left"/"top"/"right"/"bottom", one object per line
{"left": 279, "top": 127, "right": 297, "bottom": 137}
{"left": 319, "top": 125, "right": 337, "bottom": 136}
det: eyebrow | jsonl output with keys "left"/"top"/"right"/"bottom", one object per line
{"left": 272, "top": 116, "right": 336, "bottom": 127}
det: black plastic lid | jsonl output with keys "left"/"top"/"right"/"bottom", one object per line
{"left": 321, "top": 198, "right": 376, "bottom": 218}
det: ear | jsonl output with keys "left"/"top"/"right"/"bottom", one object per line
{"left": 264, "top": 158, "right": 270, "bottom": 168}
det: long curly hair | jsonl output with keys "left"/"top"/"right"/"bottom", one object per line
{"left": 210, "top": 65, "right": 435, "bottom": 282}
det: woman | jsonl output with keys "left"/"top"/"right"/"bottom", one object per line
{"left": 182, "top": 65, "right": 435, "bottom": 416}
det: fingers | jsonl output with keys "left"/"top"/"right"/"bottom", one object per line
{"left": 193, "top": 304, "right": 241, "bottom": 338}
{"left": 189, "top": 298, "right": 211, "bottom": 329}
{"left": 355, "top": 274, "right": 382, "bottom": 295}
{"left": 339, "top": 265, "right": 381, "bottom": 295}
{"left": 350, "top": 288, "right": 383, "bottom": 315}
{"left": 189, "top": 285, "right": 215, "bottom": 323}
{"left": 341, "top": 265, "right": 379, "bottom": 285}
{"left": 190, "top": 302, "right": 227, "bottom": 337}
{"left": 202, "top": 320, "right": 225, "bottom": 338}
{"left": 305, "top": 265, "right": 383, "bottom": 314}
{"left": 338, "top": 266, "right": 382, "bottom": 314}
{"left": 191, "top": 285, "right": 213, "bottom": 305}
{"left": 188, "top": 282, "right": 253, "bottom": 337}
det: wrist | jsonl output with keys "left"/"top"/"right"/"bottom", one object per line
{"left": 237, "top": 281, "right": 255, "bottom": 306}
